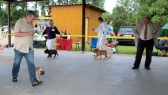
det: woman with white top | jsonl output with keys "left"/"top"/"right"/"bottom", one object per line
{"left": 92, "top": 17, "right": 113, "bottom": 57}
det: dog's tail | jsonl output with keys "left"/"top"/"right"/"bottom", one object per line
{"left": 57, "top": 53, "right": 59, "bottom": 56}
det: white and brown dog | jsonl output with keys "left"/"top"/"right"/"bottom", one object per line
{"left": 36, "top": 67, "right": 45, "bottom": 81}
{"left": 93, "top": 48, "right": 108, "bottom": 60}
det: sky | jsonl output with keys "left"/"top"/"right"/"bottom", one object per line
{"left": 104, "top": 0, "right": 117, "bottom": 13}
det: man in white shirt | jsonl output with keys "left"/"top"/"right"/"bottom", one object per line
{"left": 93, "top": 17, "right": 113, "bottom": 58}
{"left": 12, "top": 11, "right": 42, "bottom": 86}
{"left": 132, "top": 16, "right": 162, "bottom": 70}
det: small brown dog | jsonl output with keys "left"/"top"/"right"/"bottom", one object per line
{"left": 36, "top": 67, "right": 45, "bottom": 81}
{"left": 93, "top": 48, "right": 108, "bottom": 60}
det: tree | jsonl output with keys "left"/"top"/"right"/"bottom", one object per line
{"left": 111, "top": 6, "right": 129, "bottom": 31}
{"left": 86, "top": 0, "right": 105, "bottom": 8}
{"left": 103, "top": 0, "right": 168, "bottom": 32}
{"left": 10, "top": 2, "right": 28, "bottom": 26}
{"left": 37, "top": 0, "right": 50, "bottom": 11}
{"left": 103, "top": 0, "right": 137, "bottom": 31}
{"left": 102, "top": 13, "right": 112, "bottom": 22}
{"left": 0, "top": 0, "right": 7, "bottom": 26}
{"left": 149, "top": 0, "right": 168, "bottom": 26}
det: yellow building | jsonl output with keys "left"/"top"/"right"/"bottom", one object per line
{"left": 49, "top": 4, "right": 106, "bottom": 42}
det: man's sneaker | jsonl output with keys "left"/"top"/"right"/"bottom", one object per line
{"left": 12, "top": 77, "right": 17, "bottom": 82}
{"left": 32, "top": 80, "right": 43, "bottom": 86}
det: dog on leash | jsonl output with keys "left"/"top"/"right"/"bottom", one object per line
{"left": 44, "top": 49, "right": 59, "bottom": 58}
{"left": 36, "top": 67, "right": 45, "bottom": 81}
{"left": 93, "top": 48, "right": 108, "bottom": 60}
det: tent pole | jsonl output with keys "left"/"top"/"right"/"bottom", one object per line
{"left": 8, "top": 2, "right": 11, "bottom": 47}
{"left": 82, "top": 0, "right": 86, "bottom": 53}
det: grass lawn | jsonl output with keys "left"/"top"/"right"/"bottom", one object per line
{"left": 117, "top": 45, "right": 137, "bottom": 54}
{"left": 0, "top": 36, "right": 163, "bottom": 56}
{"left": 0, "top": 36, "right": 6, "bottom": 40}
{"left": 40, "top": 43, "right": 163, "bottom": 56}
{"left": 70, "top": 44, "right": 162, "bottom": 56}
{"left": 117, "top": 45, "right": 161, "bottom": 55}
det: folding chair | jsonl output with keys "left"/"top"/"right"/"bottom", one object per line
{"left": 88, "top": 38, "right": 98, "bottom": 51}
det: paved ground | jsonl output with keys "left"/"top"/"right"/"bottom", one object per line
{"left": 0, "top": 48, "right": 168, "bottom": 95}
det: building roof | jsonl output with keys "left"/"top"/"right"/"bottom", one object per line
{"left": 49, "top": 3, "right": 107, "bottom": 13}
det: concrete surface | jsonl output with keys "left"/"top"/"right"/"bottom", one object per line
{"left": 0, "top": 48, "right": 168, "bottom": 95}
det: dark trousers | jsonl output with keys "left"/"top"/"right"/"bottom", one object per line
{"left": 134, "top": 39, "right": 154, "bottom": 68}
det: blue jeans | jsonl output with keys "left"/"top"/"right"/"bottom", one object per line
{"left": 12, "top": 48, "right": 36, "bottom": 84}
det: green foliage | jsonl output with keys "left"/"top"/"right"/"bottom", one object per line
{"left": 103, "top": 0, "right": 137, "bottom": 31}
{"left": 0, "top": 1, "right": 28, "bottom": 26}
{"left": 0, "top": 0, "right": 104, "bottom": 26}
{"left": 70, "top": 44, "right": 160, "bottom": 55}
{"left": 0, "top": 0, "right": 7, "bottom": 26}
{"left": 149, "top": 0, "right": 168, "bottom": 25}
{"left": 91, "top": 0, "right": 105, "bottom": 8}
{"left": 37, "top": 0, "right": 50, "bottom": 10}
{"left": 102, "top": 13, "right": 112, "bottom": 21}
{"left": 37, "top": 0, "right": 105, "bottom": 16}
{"left": 0, "top": 11, "right": 7, "bottom": 26}
{"left": 10, "top": 2, "right": 28, "bottom": 26}
{"left": 103, "top": 0, "right": 168, "bottom": 32}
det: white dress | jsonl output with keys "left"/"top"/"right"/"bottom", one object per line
{"left": 94, "top": 22, "right": 113, "bottom": 57}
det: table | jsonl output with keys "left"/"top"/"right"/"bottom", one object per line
{"left": 33, "top": 40, "right": 46, "bottom": 48}
{"left": 33, "top": 37, "right": 46, "bottom": 48}
{"left": 56, "top": 38, "right": 73, "bottom": 50}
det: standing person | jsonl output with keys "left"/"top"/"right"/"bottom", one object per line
{"left": 132, "top": 16, "right": 162, "bottom": 70}
{"left": 42, "top": 20, "right": 60, "bottom": 50}
{"left": 12, "top": 10, "right": 42, "bottom": 86}
{"left": 107, "top": 20, "right": 115, "bottom": 43}
{"left": 92, "top": 17, "right": 113, "bottom": 57}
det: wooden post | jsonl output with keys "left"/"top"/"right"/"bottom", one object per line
{"left": 82, "top": 0, "right": 86, "bottom": 52}
{"left": 8, "top": 2, "right": 11, "bottom": 47}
